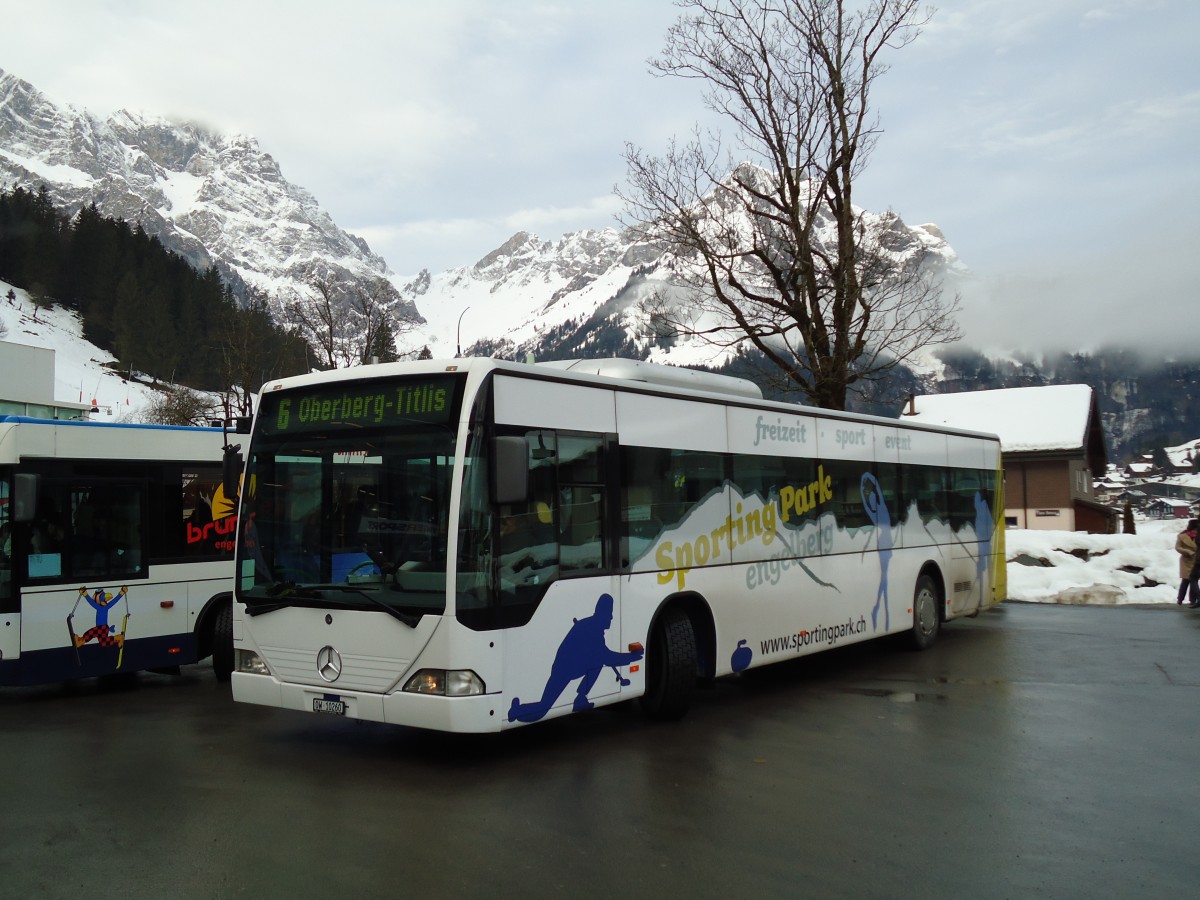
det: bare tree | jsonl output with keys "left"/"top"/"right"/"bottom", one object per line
{"left": 619, "top": 0, "right": 960, "bottom": 409}
{"left": 355, "top": 276, "right": 421, "bottom": 364}
{"left": 288, "top": 274, "right": 354, "bottom": 369}
{"left": 137, "top": 386, "right": 215, "bottom": 426}
{"left": 216, "top": 288, "right": 310, "bottom": 418}
{"left": 288, "top": 274, "right": 420, "bottom": 368}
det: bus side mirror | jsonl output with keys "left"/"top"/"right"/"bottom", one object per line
{"left": 12, "top": 473, "right": 38, "bottom": 522}
{"left": 491, "top": 436, "right": 529, "bottom": 505}
{"left": 223, "top": 444, "right": 243, "bottom": 501}
{"left": 235, "top": 417, "right": 252, "bottom": 434}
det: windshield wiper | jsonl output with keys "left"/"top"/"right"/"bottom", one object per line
{"left": 243, "top": 581, "right": 323, "bottom": 616}
{"left": 245, "top": 581, "right": 420, "bottom": 628}
{"left": 323, "top": 585, "right": 422, "bottom": 628}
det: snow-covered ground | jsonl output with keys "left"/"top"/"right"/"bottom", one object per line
{"left": 1, "top": 280, "right": 162, "bottom": 420}
{"left": 3, "top": 278, "right": 1193, "bottom": 607}
{"left": 1006, "top": 517, "right": 1187, "bottom": 606}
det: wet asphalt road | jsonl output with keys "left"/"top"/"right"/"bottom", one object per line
{"left": 2, "top": 602, "right": 1199, "bottom": 900}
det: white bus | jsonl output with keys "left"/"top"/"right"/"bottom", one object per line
{"left": 0, "top": 417, "right": 238, "bottom": 686}
{"left": 230, "top": 357, "right": 1005, "bottom": 732}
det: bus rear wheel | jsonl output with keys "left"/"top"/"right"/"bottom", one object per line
{"left": 909, "top": 574, "right": 940, "bottom": 651}
{"left": 640, "top": 606, "right": 697, "bottom": 720}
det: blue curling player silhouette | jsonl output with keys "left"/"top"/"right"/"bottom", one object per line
{"left": 508, "top": 593, "right": 644, "bottom": 723}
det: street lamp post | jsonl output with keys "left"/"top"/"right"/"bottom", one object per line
{"left": 456, "top": 307, "right": 471, "bottom": 357}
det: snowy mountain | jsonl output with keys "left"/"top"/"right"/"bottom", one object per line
{"left": 0, "top": 66, "right": 959, "bottom": 368}
{"left": 0, "top": 67, "right": 417, "bottom": 325}
{"left": 402, "top": 213, "right": 961, "bottom": 367}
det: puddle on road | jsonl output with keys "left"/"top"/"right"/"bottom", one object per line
{"left": 834, "top": 686, "right": 949, "bottom": 703}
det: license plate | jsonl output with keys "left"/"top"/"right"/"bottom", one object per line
{"left": 313, "top": 698, "right": 346, "bottom": 715}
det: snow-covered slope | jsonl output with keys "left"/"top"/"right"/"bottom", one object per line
{"left": 1, "top": 280, "right": 161, "bottom": 419}
{"left": 0, "top": 67, "right": 416, "bottom": 323}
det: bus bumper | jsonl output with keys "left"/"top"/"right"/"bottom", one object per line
{"left": 231, "top": 672, "right": 504, "bottom": 733}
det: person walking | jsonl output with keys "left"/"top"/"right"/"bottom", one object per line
{"left": 1175, "top": 518, "right": 1200, "bottom": 606}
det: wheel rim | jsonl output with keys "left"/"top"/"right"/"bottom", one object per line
{"left": 915, "top": 586, "right": 937, "bottom": 635}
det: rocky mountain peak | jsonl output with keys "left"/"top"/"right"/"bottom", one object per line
{"left": 0, "top": 67, "right": 416, "bottom": 323}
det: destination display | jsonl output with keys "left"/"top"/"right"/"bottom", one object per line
{"left": 258, "top": 375, "right": 462, "bottom": 435}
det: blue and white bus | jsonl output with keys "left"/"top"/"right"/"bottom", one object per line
{"left": 230, "top": 357, "right": 1004, "bottom": 731}
{"left": 0, "top": 417, "right": 237, "bottom": 686}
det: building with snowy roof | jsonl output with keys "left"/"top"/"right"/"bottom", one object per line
{"left": 1145, "top": 497, "right": 1195, "bottom": 520}
{"left": 900, "top": 384, "right": 1112, "bottom": 533}
{"left": 1160, "top": 439, "right": 1200, "bottom": 475}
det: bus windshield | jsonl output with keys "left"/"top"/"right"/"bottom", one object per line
{"left": 238, "top": 375, "right": 465, "bottom": 623}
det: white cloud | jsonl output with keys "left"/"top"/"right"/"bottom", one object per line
{"left": 2, "top": 0, "right": 1199, "bottom": 348}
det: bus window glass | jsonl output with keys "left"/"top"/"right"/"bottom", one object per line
{"left": 0, "top": 478, "right": 12, "bottom": 611}
{"left": 823, "top": 460, "right": 874, "bottom": 531}
{"left": 240, "top": 374, "right": 465, "bottom": 621}
{"left": 949, "top": 469, "right": 981, "bottom": 532}
{"left": 23, "top": 479, "right": 147, "bottom": 582}
{"left": 497, "top": 429, "right": 559, "bottom": 594}
{"left": 557, "top": 433, "right": 605, "bottom": 573}
{"left": 949, "top": 468, "right": 995, "bottom": 538}
{"left": 69, "top": 482, "right": 145, "bottom": 580}
{"left": 622, "top": 446, "right": 726, "bottom": 567}
{"left": 904, "top": 465, "right": 950, "bottom": 530}
{"left": 182, "top": 468, "right": 236, "bottom": 559}
{"left": 455, "top": 423, "right": 492, "bottom": 623}
{"left": 873, "top": 463, "right": 903, "bottom": 528}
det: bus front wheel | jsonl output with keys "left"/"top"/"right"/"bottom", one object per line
{"left": 212, "top": 599, "right": 233, "bottom": 682}
{"left": 909, "top": 574, "right": 940, "bottom": 651}
{"left": 640, "top": 606, "right": 697, "bottom": 720}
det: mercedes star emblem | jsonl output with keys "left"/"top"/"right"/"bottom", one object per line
{"left": 316, "top": 645, "right": 343, "bottom": 683}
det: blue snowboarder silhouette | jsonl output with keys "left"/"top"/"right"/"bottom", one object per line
{"left": 508, "top": 593, "right": 643, "bottom": 723}
{"left": 861, "top": 472, "right": 892, "bottom": 630}
{"left": 974, "top": 491, "right": 994, "bottom": 601}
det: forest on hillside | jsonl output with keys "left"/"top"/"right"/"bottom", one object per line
{"left": 0, "top": 185, "right": 309, "bottom": 413}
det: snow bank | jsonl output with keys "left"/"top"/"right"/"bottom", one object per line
{"left": 1005, "top": 518, "right": 1184, "bottom": 605}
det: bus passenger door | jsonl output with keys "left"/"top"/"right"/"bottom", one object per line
{"left": 501, "top": 430, "right": 631, "bottom": 723}
{"left": 0, "top": 477, "right": 17, "bottom": 667}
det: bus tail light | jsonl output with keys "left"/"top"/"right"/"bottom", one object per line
{"left": 403, "top": 669, "right": 485, "bottom": 697}
{"left": 235, "top": 649, "right": 271, "bottom": 676}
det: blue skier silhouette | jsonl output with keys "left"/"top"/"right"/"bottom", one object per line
{"left": 974, "top": 491, "right": 994, "bottom": 601}
{"left": 861, "top": 473, "right": 892, "bottom": 630}
{"left": 508, "top": 593, "right": 643, "bottom": 723}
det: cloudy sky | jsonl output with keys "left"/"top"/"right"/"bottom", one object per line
{"left": 1, "top": 0, "right": 1197, "bottom": 353}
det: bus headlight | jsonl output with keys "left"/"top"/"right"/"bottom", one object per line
{"left": 235, "top": 649, "right": 271, "bottom": 676}
{"left": 403, "top": 669, "right": 485, "bottom": 696}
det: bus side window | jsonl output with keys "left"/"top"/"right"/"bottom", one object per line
{"left": 621, "top": 445, "right": 727, "bottom": 567}
{"left": 70, "top": 484, "right": 145, "bottom": 579}
{"left": 558, "top": 433, "right": 605, "bottom": 573}
{"left": 181, "top": 468, "right": 231, "bottom": 558}
{"left": 0, "top": 480, "right": 12, "bottom": 611}
{"left": 497, "top": 430, "right": 560, "bottom": 594}
{"left": 905, "top": 466, "right": 949, "bottom": 528}
{"left": 28, "top": 484, "right": 68, "bottom": 579}
{"left": 948, "top": 469, "right": 980, "bottom": 533}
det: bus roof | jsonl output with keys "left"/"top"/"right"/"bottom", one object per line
{"left": 255, "top": 357, "right": 1001, "bottom": 444}
{"left": 0, "top": 415, "right": 223, "bottom": 433}
{"left": 0, "top": 416, "right": 229, "bottom": 466}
